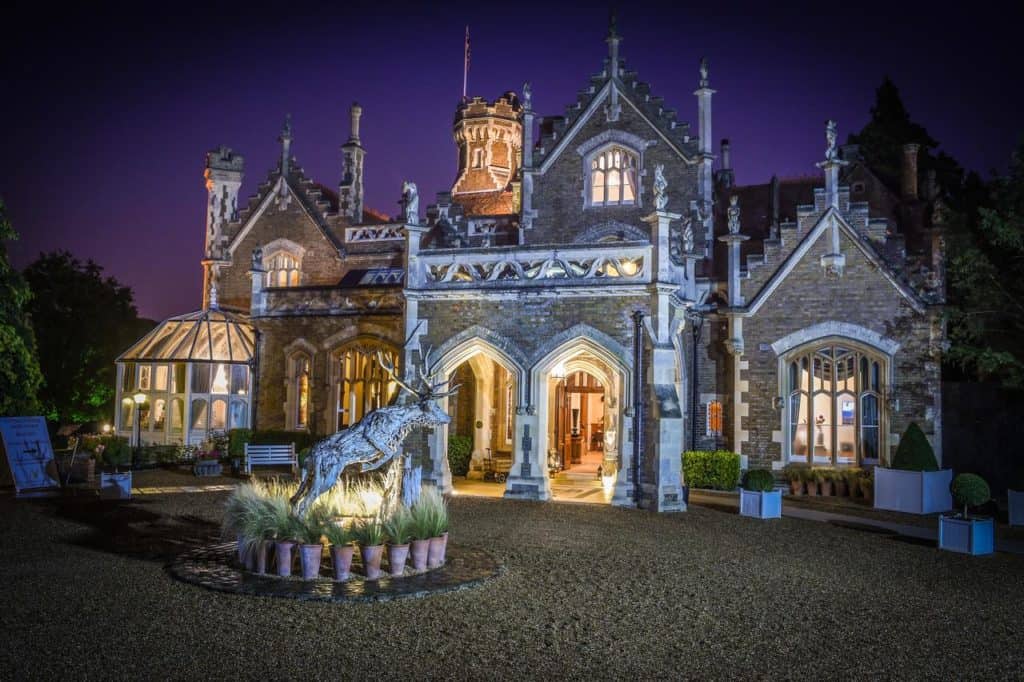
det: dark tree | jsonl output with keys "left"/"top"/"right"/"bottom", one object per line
{"left": 0, "top": 201, "right": 43, "bottom": 416}
{"left": 23, "top": 251, "right": 154, "bottom": 423}
{"left": 946, "top": 141, "right": 1024, "bottom": 389}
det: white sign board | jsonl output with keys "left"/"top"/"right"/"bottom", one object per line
{"left": 0, "top": 416, "right": 59, "bottom": 493}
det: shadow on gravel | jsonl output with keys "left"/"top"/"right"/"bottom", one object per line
{"left": 827, "top": 520, "right": 898, "bottom": 535}
{"left": 39, "top": 496, "right": 221, "bottom": 563}
{"left": 886, "top": 534, "right": 936, "bottom": 548}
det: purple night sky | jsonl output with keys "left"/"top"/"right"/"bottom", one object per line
{"left": 3, "top": 1, "right": 1021, "bottom": 321}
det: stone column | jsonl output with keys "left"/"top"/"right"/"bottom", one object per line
{"left": 694, "top": 58, "right": 715, "bottom": 254}
{"left": 504, "top": 407, "right": 551, "bottom": 501}
{"left": 248, "top": 257, "right": 266, "bottom": 316}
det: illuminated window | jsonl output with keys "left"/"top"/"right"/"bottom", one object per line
{"left": 211, "top": 363, "right": 229, "bottom": 394}
{"left": 334, "top": 344, "right": 400, "bottom": 431}
{"left": 589, "top": 146, "right": 637, "bottom": 207}
{"left": 153, "top": 399, "right": 166, "bottom": 431}
{"left": 211, "top": 399, "right": 227, "bottom": 430}
{"left": 138, "top": 365, "right": 152, "bottom": 390}
{"left": 786, "top": 342, "right": 886, "bottom": 465}
{"left": 707, "top": 400, "right": 723, "bottom": 437}
{"left": 265, "top": 252, "right": 301, "bottom": 287}
{"left": 295, "top": 356, "right": 311, "bottom": 430}
{"left": 170, "top": 398, "right": 184, "bottom": 433}
{"left": 191, "top": 399, "right": 208, "bottom": 430}
{"left": 154, "top": 365, "right": 168, "bottom": 391}
{"left": 230, "top": 399, "right": 248, "bottom": 429}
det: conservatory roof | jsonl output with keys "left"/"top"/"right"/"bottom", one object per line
{"left": 117, "top": 308, "right": 255, "bottom": 363}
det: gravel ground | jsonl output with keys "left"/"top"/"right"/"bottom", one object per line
{"left": 1, "top": 488, "right": 1022, "bottom": 680}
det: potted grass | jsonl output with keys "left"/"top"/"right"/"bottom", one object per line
{"left": 415, "top": 487, "right": 449, "bottom": 568}
{"left": 383, "top": 506, "right": 414, "bottom": 577}
{"left": 803, "top": 467, "right": 819, "bottom": 496}
{"left": 296, "top": 514, "right": 325, "bottom": 579}
{"left": 323, "top": 520, "right": 355, "bottom": 581}
{"left": 818, "top": 468, "right": 834, "bottom": 496}
{"left": 268, "top": 498, "right": 302, "bottom": 577}
{"left": 939, "top": 474, "right": 994, "bottom": 556}
{"left": 409, "top": 503, "right": 433, "bottom": 571}
{"left": 834, "top": 469, "right": 849, "bottom": 497}
{"left": 783, "top": 465, "right": 804, "bottom": 496}
{"left": 859, "top": 469, "right": 874, "bottom": 503}
{"left": 223, "top": 482, "right": 266, "bottom": 564}
{"left": 739, "top": 469, "right": 781, "bottom": 519}
{"left": 845, "top": 469, "right": 862, "bottom": 499}
{"left": 238, "top": 497, "right": 276, "bottom": 574}
{"left": 353, "top": 519, "right": 386, "bottom": 579}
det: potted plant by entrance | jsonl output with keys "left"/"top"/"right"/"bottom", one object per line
{"left": 98, "top": 437, "right": 133, "bottom": 499}
{"left": 739, "top": 470, "right": 782, "bottom": 519}
{"left": 803, "top": 467, "right": 820, "bottom": 496}
{"left": 409, "top": 503, "right": 433, "bottom": 572}
{"left": 845, "top": 468, "right": 862, "bottom": 499}
{"left": 1008, "top": 469, "right": 1024, "bottom": 527}
{"left": 268, "top": 499, "right": 301, "bottom": 578}
{"left": 874, "top": 422, "right": 952, "bottom": 514}
{"left": 323, "top": 520, "right": 355, "bottom": 581}
{"left": 296, "top": 515, "right": 325, "bottom": 580}
{"left": 415, "top": 487, "right": 449, "bottom": 568}
{"left": 238, "top": 497, "right": 276, "bottom": 574}
{"left": 939, "top": 474, "right": 994, "bottom": 556}
{"left": 817, "top": 468, "right": 834, "bottom": 496}
{"left": 383, "top": 506, "right": 414, "bottom": 577}
{"left": 353, "top": 520, "right": 386, "bottom": 580}
{"left": 834, "top": 469, "right": 849, "bottom": 497}
{"left": 859, "top": 469, "right": 874, "bottom": 503}
{"left": 783, "top": 465, "right": 804, "bottom": 496}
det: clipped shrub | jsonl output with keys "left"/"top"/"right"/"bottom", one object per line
{"left": 951, "top": 473, "right": 990, "bottom": 517}
{"left": 682, "top": 450, "right": 741, "bottom": 490}
{"left": 743, "top": 469, "right": 775, "bottom": 492}
{"left": 891, "top": 422, "right": 938, "bottom": 472}
{"left": 249, "top": 429, "right": 317, "bottom": 453}
{"left": 228, "top": 428, "right": 253, "bottom": 458}
{"left": 447, "top": 435, "right": 473, "bottom": 476}
{"left": 97, "top": 436, "right": 131, "bottom": 469}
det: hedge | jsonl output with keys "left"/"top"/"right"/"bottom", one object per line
{"left": 743, "top": 469, "right": 775, "bottom": 492}
{"left": 891, "top": 422, "right": 939, "bottom": 472}
{"left": 447, "top": 435, "right": 473, "bottom": 476}
{"left": 229, "top": 428, "right": 317, "bottom": 455}
{"left": 682, "top": 450, "right": 741, "bottom": 490}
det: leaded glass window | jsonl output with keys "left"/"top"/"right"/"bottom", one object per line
{"left": 589, "top": 146, "right": 637, "bottom": 207}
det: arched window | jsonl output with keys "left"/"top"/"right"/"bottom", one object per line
{"left": 589, "top": 146, "right": 637, "bottom": 207}
{"left": 785, "top": 342, "right": 886, "bottom": 465}
{"left": 191, "top": 399, "right": 208, "bottom": 430}
{"left": 295, "top": 355, "right": 311, "bottom": 430}
{"left": 265, "top": 252, "right": 301, "bottom": 287}
{"left": 706, "top": 400, "right": 723, "bottom": 437}
{"left": 333, "top": 343, "right": 400, "bottom": 431}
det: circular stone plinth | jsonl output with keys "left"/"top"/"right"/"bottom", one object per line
{"left": 168, "top": 543, "right": 504, "bottom": 603}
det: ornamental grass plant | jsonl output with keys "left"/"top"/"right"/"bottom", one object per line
{"left": 352, "top": 519, "right": 386, "bottom": 548}
{"left": 383, "top": 506, "right": 414, "bottom": 546}
{"left": 412, "top": 486, "right": 449, "bottom": 537}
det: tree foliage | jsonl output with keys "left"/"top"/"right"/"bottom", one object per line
{"left": 22, "top": 251, "right": 153, "bottom": 423}
{"left": 0, "top": 201, "right": 43, "bottom": 416}
{"left": 946, "top": 141, "right": 1024, "bottom": 389}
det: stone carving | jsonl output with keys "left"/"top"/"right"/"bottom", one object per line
{"left": 522, "top": 81, "right": 532, "bottom": 111}
{"left": 402, "top": 181, "right": 419, "bottom": 224}
{"left": 727, "top": 195, "right": 741, "bottom": 234}
{"left": 682, "top": 220, "right": 695, "bottom": 254}
{"left": 425, "top": 248, "right": 647, "bottom": 284}
{"left": 251, "top": 247, "right": 263, "bottom": 270}
{"left": 290, "top": 350, "right": 459, "bottom": 517}
{"left": 653, "top": 164, "right": 668, "bottom": 211}
{"left": 825, "top": 119, "right": 838, "bottom": 161}
{"left": 699, "top": 57, "right": 709, "bottom": 87}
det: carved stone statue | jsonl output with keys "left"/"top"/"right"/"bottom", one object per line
{"left": 522, "top": 81, "right": 532, "bottom": 111}
{"left": 402, "top": 181, "right": 419, "bottom": 224}
{"left": 251, "top": 246, "right": 263, "bottom": 270}
{"left": 727, "top": 195, "right": 741, "bottom": 234}
{"left": 653, "top": 164, "right": 669, "bottom": 211}
{"left": 699, "top": 57, "right": 709, "bottom": 85}
{"left": 825, "top": 119, "right": 838, "bottom": 161}
{"left": 290, "top": 350, "right": 459, "bottom": 517}
{"left": 683, "top": 220, "right": 694, "bottom": 254}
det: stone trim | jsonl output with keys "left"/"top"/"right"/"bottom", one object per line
{"left": 770, "top": 321, "right": 901, "bottom": 356}
{"left": 574, "top": 128, "right": 653, "bottom": 158}
{"left": 574, "top": 221, "right": 649, "bottom": 244}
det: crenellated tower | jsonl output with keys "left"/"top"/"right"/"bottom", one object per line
{"left": 202, "top": 146, "right": 243, "bottom": 309}
{"left": 451, "top": 92, "right": 522, "bottom": 215}
{"left": 339, "top": 102, "right": 366, "bottom": 221}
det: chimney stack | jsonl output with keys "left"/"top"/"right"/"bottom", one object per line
{"left": 715, "top": 138, "right": 734, "bottom": 188}
{"left": 721, "top": 138, "right": 731, "bottom": 169}
{"left": 902, "top": 143, "right": 920, "bottom": 199}
{"left": 339, "top": 102, "right": 366, "bottom": 222}
{"left": 349, "top": 102, "right": 363, "bottom": 142}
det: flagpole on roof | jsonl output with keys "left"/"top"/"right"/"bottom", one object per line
{"left": 462, "top": 25, "right": 470, "bottom": 101}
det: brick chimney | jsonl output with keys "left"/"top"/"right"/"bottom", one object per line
{"left": 901, "top": 143, "right": 920, "bottom": 199}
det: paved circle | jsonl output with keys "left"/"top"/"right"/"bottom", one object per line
{"left": 168, "top": 543, "right": 505, "bottom": 603}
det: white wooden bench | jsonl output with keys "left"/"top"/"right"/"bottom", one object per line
{"left": 243, "top": 443, "right": 298, "bottom": 475}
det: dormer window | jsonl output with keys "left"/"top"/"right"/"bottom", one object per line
{"left": 589, "top": 146, "right": 637, "bottom": 207}
{"left": 265, "top": 252, "right": 300, "bottom": 287}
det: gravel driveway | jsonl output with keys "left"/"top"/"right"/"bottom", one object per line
{"left": 1, "top": 489, "right": 1021, "bottom": 679}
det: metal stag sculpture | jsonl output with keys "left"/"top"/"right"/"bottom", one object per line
{"left": 290, "top": 350, "right": 458, "bottom": 517}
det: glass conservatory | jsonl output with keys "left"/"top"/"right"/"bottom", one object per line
{"left": 115, "top": 309, "right": 256, "bottom": 446}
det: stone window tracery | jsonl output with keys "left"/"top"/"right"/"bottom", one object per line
{"left": 785, "top": 341, "right": 886, "bottom": 465}
{"left": 589, "top": 146, "right": 637, "bottom": 207}
{"left": 265, "top": 252, "right": 301, "bottom": 287}
{"left": 332, "top": 343, "right": 400, "bottom": 431}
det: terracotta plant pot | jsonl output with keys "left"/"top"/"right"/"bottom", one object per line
{"left": 427, "top": 534, "right": 447, "bottom": 568}
{"left": 805, "top": 480, "right": 819, "bottom": 496}
{"left": 361, "top": 544, "right": 384, "bottom": 580}
{"left": 410, "top": 539, "right": 430, "bottom": 571}
{"left": 275, "top": 541, "right": 296, "bottom": 577}
{"left": 835, "top": 479, "right": 848, "bottom": 497}
{"left": 254, "top": 541, "right": 270, "bottom": 575}
{"left": 388, "top": 544, "right": 410, "bottom": 577}
{"left": 237, "top": 534, "right": 247, "bottom": 564}
{"left": 820, "top": 480, "right": 833, "bottom": 496}
{"left": 789, "top": 480, "right": 803, "bottom": 496}
{"left": 330, "top": 545, "right": 355, "bottom": 581}
{"left": 860, "top": 479, "right": 873, "bottom": 502}
{"left": 847, "top": 478, "right": 860, "bottom": 498}
{"left": 300, "top": 544, "right": 323, "bottom": 580}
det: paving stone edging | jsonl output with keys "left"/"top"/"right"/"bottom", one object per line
{"left": 168, "top": 543, "right": 505, "bottom": 603}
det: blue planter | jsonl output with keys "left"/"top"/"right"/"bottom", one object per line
{"left": 938, "top": 515, "right": 994, "bottom": 556}
{"left": 740, "top": 489, "right": 782, "bottom": 519}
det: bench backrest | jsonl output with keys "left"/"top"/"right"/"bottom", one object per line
{"left": 244, "top": 443, "right": 296, "bottom": 461}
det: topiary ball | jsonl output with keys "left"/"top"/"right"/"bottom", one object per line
{"left": 891, "top": 422, "right": 939, "bottom": 472}
{"left": 744, "top": 469, "right": 775, "bottom": 492}
{"left": 951, "top": 473, "right": 990, "bottom": 509}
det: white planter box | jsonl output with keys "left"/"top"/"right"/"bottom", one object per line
{"left": 938, "top": 515, "right": 994, "bottom": 556}
{"left": 1009, "top": 490, "right": 1024, "bottom": 527}
{"left": 740, "top": 489, "right": 782, "bottom": 519}
{"left": 874, "top": 467, "right": 952, "bottom": 514}
{"left": 100, "top": 471, "right": 132, "bottom": 499}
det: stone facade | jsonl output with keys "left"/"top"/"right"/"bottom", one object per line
{"left": 124, "top": 21, "right": 945, "bottom": 510}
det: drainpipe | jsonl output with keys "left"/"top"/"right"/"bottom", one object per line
{"left": 632, "top": 311, "right": 644, "bottom": 507}
{"left": 249, "top": 328, "right": 261, "bottom": 432}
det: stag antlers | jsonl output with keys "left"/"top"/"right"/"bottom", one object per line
{"left": 377, "top": 347, "right": 460, "bottom": 401}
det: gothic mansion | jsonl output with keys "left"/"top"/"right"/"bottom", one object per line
{"left": 115, "top": 25, "right": 946, "bottom": 510}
